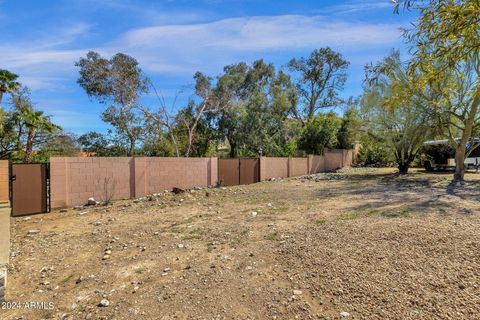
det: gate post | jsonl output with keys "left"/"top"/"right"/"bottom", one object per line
{"left": 0, "top": 266, "right": 6, "bottom": 302}
{"left": 287, "top": 157, "right": 292, "bottom": 177}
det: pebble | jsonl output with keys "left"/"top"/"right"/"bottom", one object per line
{"left": 98, "top": 299, "right": 110, "bottom": 307}
{"left": 28, "top": 229, "right": 40, "bottom": 235}
{"left": 251, "top": 211, "right": 258, "bottom": 217}
{"left": 293, "top": 290, "right": 302, "bottom": 295}
{"left": 340, "top": 311, "right": 350, "bottom": 317}
{"left": 102, "top": 255, "right": 110, "bottom": 260}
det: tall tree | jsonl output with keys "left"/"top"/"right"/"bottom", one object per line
{"left": 76, "top": 51, "right": 148, "bottom": 156}
{"left": 214, "top": 60, "right": 296, "bottom": 157}
{"left": 180, "top": 72, "right": 224, "bottom": 157}
{"left": 337, "top": 106, "right": 362, "bottom": 149}
{"left": 287, "top": 48, "right": 349, "bottom": 124}
{"left": 0, "top": 69, "right": 21, "bottom": 106}
{"left": 363, "top": 51, "right": 435, "bottom": 173}
{"left": 141, "top": 88, "right": 182, "bottom": 157}
{"left": 297, "top": 112, "right": 342, "bottom": 155}
{"left": 9, "top": 90, "right": 59, "bottom": 162}
{"left": 396, "top": 0, "right": 480, "bottom": 180}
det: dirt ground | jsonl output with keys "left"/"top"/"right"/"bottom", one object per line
{"left": 2, "top": 168, "right": 480, "bottom": 320}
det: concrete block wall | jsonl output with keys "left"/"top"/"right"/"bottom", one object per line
{"left": 260, "top": 157, "right": 289, "bottom": 180}
{"left": 135, "top": 157, "right": 217, "bottom": 198}
{"left": 51, "top": 157, "right": 135, "bottom": 208}
{"left": 324, "top": 149, "right": 345, "bottom": 172}
{"left": 0, "top": 161, "right": 8, "bottom": 203}
{"left": 289, "top": 157, "right": 308, "bottom": 177}
{"left": 308, "top": 155, "right": 325, "bottom": 174}
{"left": 51, "top": 156, "right": 218, "bottom": 208}
{"left": 342, "top": 150, "right": 353, "bottom": 167}
{"left": 50, "top": 151, "right": 350, "bottom": 208}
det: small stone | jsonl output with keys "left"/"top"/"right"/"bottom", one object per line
{"left": 102, "top": 255, "right": 110, "bottom": 260}
{"left": 293, "top": 290, "right": 302, "bottom": 295}
{"left": 340, "top": 311, "right": 350, "bottom": 317}
{"left": 79, "top": 211, "right": 89, "bottom": 215}
{"left": 177, "top": 244, "right": 184, "bottom": 249}
{"left": 104, "top": 250, "right": 112, "bottom": 255}
{"left": 98, "top": 299, "right": 110, "bottom": 307}
{"left": 87, "top": 198, "right": 98, "bottom": 206}
{"left": 28, "top": 229, "right": 40, "bottom": 235}
{"left": 251, "top": 211, "right": 258, "bottom": 217}
{"left": 163, "top": 267, "right": 170, "bottom": 272}
{"left": 245, "top": 266, "right": 253, "bottom": 271}
{"left": 459, "top": 283, "right": 466, "bottom": 290}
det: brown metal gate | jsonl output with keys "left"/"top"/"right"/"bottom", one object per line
{"left": 218, "top": 159, "right": 239, "bottom": 186}
{"left": 218, "top": 158, "right": 259, "bottom": 186}
{"left": 240, "top": 159, "right": 259, "bottom": 185}
{"left": 11, "top": 163, "right": 50, "bottom": 217}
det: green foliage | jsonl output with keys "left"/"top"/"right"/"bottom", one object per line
{"left": 337, "top": 107, "right": 362, "bottom": 149}
{"left": 31, "top": 132, "right": 78, "bottom": 163}
{"left": 396, "top": 0, "right": 480, "bottom": 72}
{"left": 76, "top": 51, "right": 149, "bottom": 105}
{"left": 396, "top": 0, "right": 480, "bottom": 180}
{"left": 0, "top": 69, "right": 21, "bottom": 105}
{"left": 77, "top": 131, "right": 128, "bottom": 156}
{"left": 288, "top": 47, "right": 349, "bottom": 122}
{"left": 174, "top": 101, "right": 215, "bottom": 157}
{"left": 76, "top": 51, "right": 148, "bottom": 156}
{"left": 213, "top": 60, "right": 296, "bottom": 157}
{"left": 362, "top": 51, "right": 434, "bottom": 173}
{"left": 357, "top": 138, "right": 393, "bottom": 166}
{"left": 297, "top": 112, "right": 341, "bottom": 155}
{"left": 0, "top": 88, "right": 61, "bottom": 162}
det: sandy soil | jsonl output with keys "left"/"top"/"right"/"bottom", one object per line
{"left": 2, "top": 168, "right": 480, "bottom": 320}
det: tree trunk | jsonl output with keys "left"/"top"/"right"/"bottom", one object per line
{"left": 454, "top": 89, "right": 480, "bottom": 181}
{"left": 0, "top": 91, "right": 3, "bottom": 105}
{"left": 127, "top": 139, "right": 135, "bottom": 157}
{"left": 398, "top": 162, "right": 410, "bottom": 174}
{"left": 23, "top": 129, "right": 35, "bottom": 163}
{"left": 229, "top": 140, "right": 237, "bottom": 158}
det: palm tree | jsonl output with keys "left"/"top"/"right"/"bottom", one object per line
{"left": 0, "top": 70, "right": 21, "bottom": 105}
{"left": 22, "top": 108, "right": 59, "bottom": 163}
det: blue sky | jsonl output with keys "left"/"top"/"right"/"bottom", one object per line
{"left": 0, "top": 0, "right": 414, "bottom": 134}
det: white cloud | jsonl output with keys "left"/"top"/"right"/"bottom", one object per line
{"left": 0, "top": 14, "right": 404, "bottom": 90}
{"left": 120, "top": 15, "right": 400, "bottom": 52}
{"left": 115, "top": 15, "right": 402, "bottom": 76}
{"left": 322, "top": 0, "right": 395, "bottom": 15}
